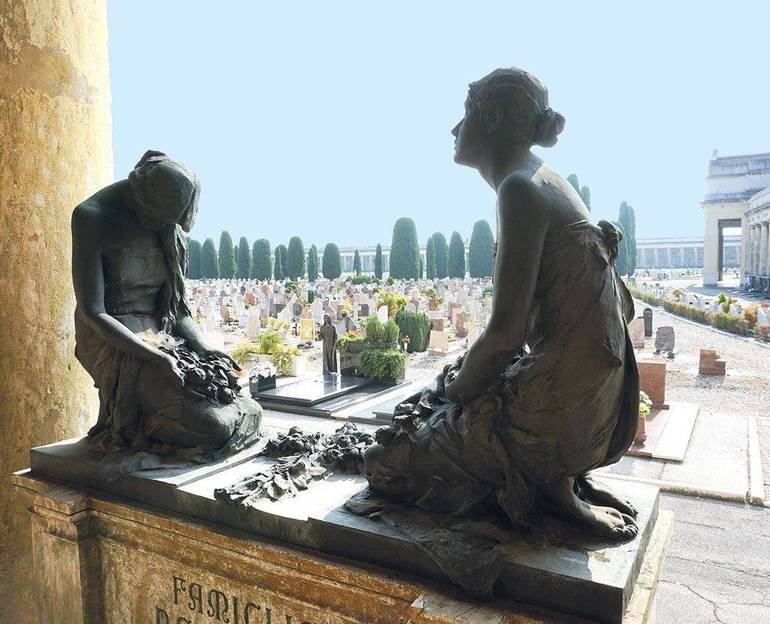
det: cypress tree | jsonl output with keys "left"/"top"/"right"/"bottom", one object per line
{"left": 468, "top": 220, "right": 494, "bottom": 278}
{"left": 307, "top": 244, "right": 319, "bottom": 282}
{"left": 353, "top": 249, "right": 362, "bottom": 275}
{"left": 273, "top": 246, "right": 284, "bottom": 281}
{"left": 567, "top": 174, "right": 592, "bottom": 211}
{"left": 278, "top": 244, "right": 288, "bottom": 279}
{"left": 426, "top": 236, "right": 437, "bottom": 280}
{"left": 322, "top": 242, "right": 342, "bottom": 279}
{"left": 618, "top": 201, "right": 637, "bottom": 276}
{"left": 251, "top": 239, "right": 272, "bottom": 280}
{"left": 287, "top": 236, "right": 306, "bottom": 280}
{"left": 431, "top": 232, "right": 449, "bottom": 278}
{"left": 236, "top": 236, "right": 251, "bottom": 279}
{"left": 201, "top": 238, "right": 219, "bottom": 279}
{"left": 218, "top": 231, "right": 236, "bottom": 279}
{"left": 612, "top": 221, "right": 630, "bottom": 276}
{"left": 448, "top": 231, "right": 466, "bottom": 278}
{"left": 187, "top": 238, "right": 202, "bottom": 279}
{"left": 389, "top": 217, "right": 420, "bottom": 279}
{"left": 374, "top": 244, "right": 383, "bottom": 279}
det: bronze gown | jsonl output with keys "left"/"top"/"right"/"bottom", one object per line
{"left": 364, "top": 220, "right": 639, "bottom": 522}
{"left": 76, "top": 245, "right": 262, "bottom": 457}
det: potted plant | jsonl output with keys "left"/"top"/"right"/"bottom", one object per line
{"left": 249, "top": 361, "right": 278, "bottom": 394}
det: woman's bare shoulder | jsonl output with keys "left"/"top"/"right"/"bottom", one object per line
{"left": 72, "top": 181, "right": 124, "bottom": 232}
{"left": 497, "top": 172, "right": 551, "bottom": 229}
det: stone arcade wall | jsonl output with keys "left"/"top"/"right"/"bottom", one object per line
{"left": 0, "top": 1, "right": 112, "bottom": 620}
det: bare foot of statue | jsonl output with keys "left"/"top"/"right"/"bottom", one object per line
{"left": 542, "top": 478, "right": 638, "bottom": 541}
{"left": 574, "top": 472, "right": 638, "bottom": 518}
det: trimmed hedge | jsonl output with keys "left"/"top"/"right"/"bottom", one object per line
{"left": 357, "top": 348, "right": 406, "bottom": 382}
{"left": 631, "top": 286, "right": 753, "bottom": 338}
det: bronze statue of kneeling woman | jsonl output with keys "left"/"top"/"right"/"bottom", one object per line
{"left": 72, "top": 151, "right": 262, "bottom": 458}
{"left": 363, "top": 69, "right": 640, "bottom": 540}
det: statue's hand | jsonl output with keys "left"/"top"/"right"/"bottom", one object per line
{"left": 157, "top": 352, "right": 206, "bottom": 400}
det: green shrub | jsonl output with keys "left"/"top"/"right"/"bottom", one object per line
{"left": 336, "top": 335, "right": 365, "bottom": 353}
{"left": 627, "top": 286, "right": 663, "bottom": 307}
{"left": 395, "top": 309, "right": 430, "bottom": 352}
{"left": 378, "top": 291, "right": 407, "bottom": 317}
{"left": 363, "top": 316, "right": 399, "bottom": 347}
{"left": 357, "top": 348, "right": 406, "bottom": 382}
{"left": 258, "top": 330, "right": 283, "bottom": 354}
{"left": 384, "top": 319, "right": 399, "bottom": 344}
{"left": 712, "top": 312, "right": 750, "bottom": 336}
{"left": 270, "top": 347, "right": 297, "bottom": 376}
{"left": 351, "top": 274, "right": 377, "bottom": 285}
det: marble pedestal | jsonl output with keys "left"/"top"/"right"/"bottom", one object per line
{"left": 14, "top": 471, "right": 671, "bottom": 624}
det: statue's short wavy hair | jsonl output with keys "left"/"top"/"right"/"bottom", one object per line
{"left": 467, "top": 67, "right": 565, "bottom": 148}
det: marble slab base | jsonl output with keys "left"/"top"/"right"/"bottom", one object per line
{"left": 29, "top": 424, "right": 667, "bottom": 623}
{"left": 628, "top": 401, "right": 698, "bottom": 461}
{"left": 13, "top": 470, "right": 672, "bottom": 624}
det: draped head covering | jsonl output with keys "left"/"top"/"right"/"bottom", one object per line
{"left": 128, "top": 150, "right": 201, "bottom": 330}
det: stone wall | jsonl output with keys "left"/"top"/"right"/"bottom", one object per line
{"left": 0, "top": 1, "right": 112, "bottom": 620}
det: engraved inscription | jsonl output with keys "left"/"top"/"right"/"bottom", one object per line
{"left": 154, "top": 576, "right": 314, "bottom": 624}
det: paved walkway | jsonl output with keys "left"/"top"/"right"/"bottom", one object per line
{"left": 656, "top": 494, "right": 770, "bottom": 624}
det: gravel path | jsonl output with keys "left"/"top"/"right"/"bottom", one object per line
{"left": 634, "top": 299, "right": 770, "bottom": 421}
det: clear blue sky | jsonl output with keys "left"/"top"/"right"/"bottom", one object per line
{"left": 108, "top": 1, "right": 770, "bottom": 247}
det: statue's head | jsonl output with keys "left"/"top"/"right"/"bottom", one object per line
{"left": 323, "top": 314, "right": 332, "bottom": 325}
{"left": 452, "top": 68, "right": 564, "bottom": 168}
{"left": 128, "top": 150, "right": 201, "bottom": 232}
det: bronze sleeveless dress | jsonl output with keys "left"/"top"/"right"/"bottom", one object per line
{"left": 76, "top": 245, "right": 262, "bottom": 457}
{"left": 363, "top": 220, "right": 639, "bottom": 521}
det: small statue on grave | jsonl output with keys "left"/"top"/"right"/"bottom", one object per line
{"left": 319, "top": 314, "right": 338, "bottom": 375}
{"left": 72, "top": 151, "right": 262, "bottom": 457}
{"left": 362, "top": 69, "right": 640, "bottom": 540}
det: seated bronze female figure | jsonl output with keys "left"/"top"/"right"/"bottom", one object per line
{"left": 72, "top": 151, "right": 262, "bottom": 457}
{"left": 364, "top": 68, "right": 640, "bottom": 539}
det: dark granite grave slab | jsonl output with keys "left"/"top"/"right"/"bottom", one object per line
{"left": 254, "top": 374, "right": 372, "bottom": 406}
{"left": 346, "top": 383, "right": 422, "bottom": 425}
{"left": 30, "top": 430, "right": 661, "bottom": 624}
{"left": 256, "top": 375, "right": 410, "bottom": 418}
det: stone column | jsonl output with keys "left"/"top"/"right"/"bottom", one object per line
{"left": 0, "top": 1, "right": 112, "bottom": 621}
{"left": 762, "top": 221, "right": 770, "bottom": 277}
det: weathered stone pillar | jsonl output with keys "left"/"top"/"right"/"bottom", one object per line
{"left": 761, "top": 221, "right": 770, "bottom": 277}
{"left": 0, "top": 1, "right": 112, "bottom": 620}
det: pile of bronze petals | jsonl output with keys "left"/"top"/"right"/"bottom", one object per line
{"left": 160, "top": 344, "right": 240, "bottom": 406}
{"left": 215, "top": 424, "right": 375, "bottom": 505}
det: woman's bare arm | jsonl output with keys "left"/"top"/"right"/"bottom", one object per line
{"left": 445, "top": 176, "right": 549, "bottom": 403}
{"left": 71, "top": 204, "right": 166, "bottom": 362}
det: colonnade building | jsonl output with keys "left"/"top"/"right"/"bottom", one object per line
{"left": 337, "top": 240, "right": 737, "bottom": 275}
{"left": 744, "top": 187, "right": 770, "bottom": 290}
{"left": 701, "top": 150, "right": 770, "bottom": 286}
